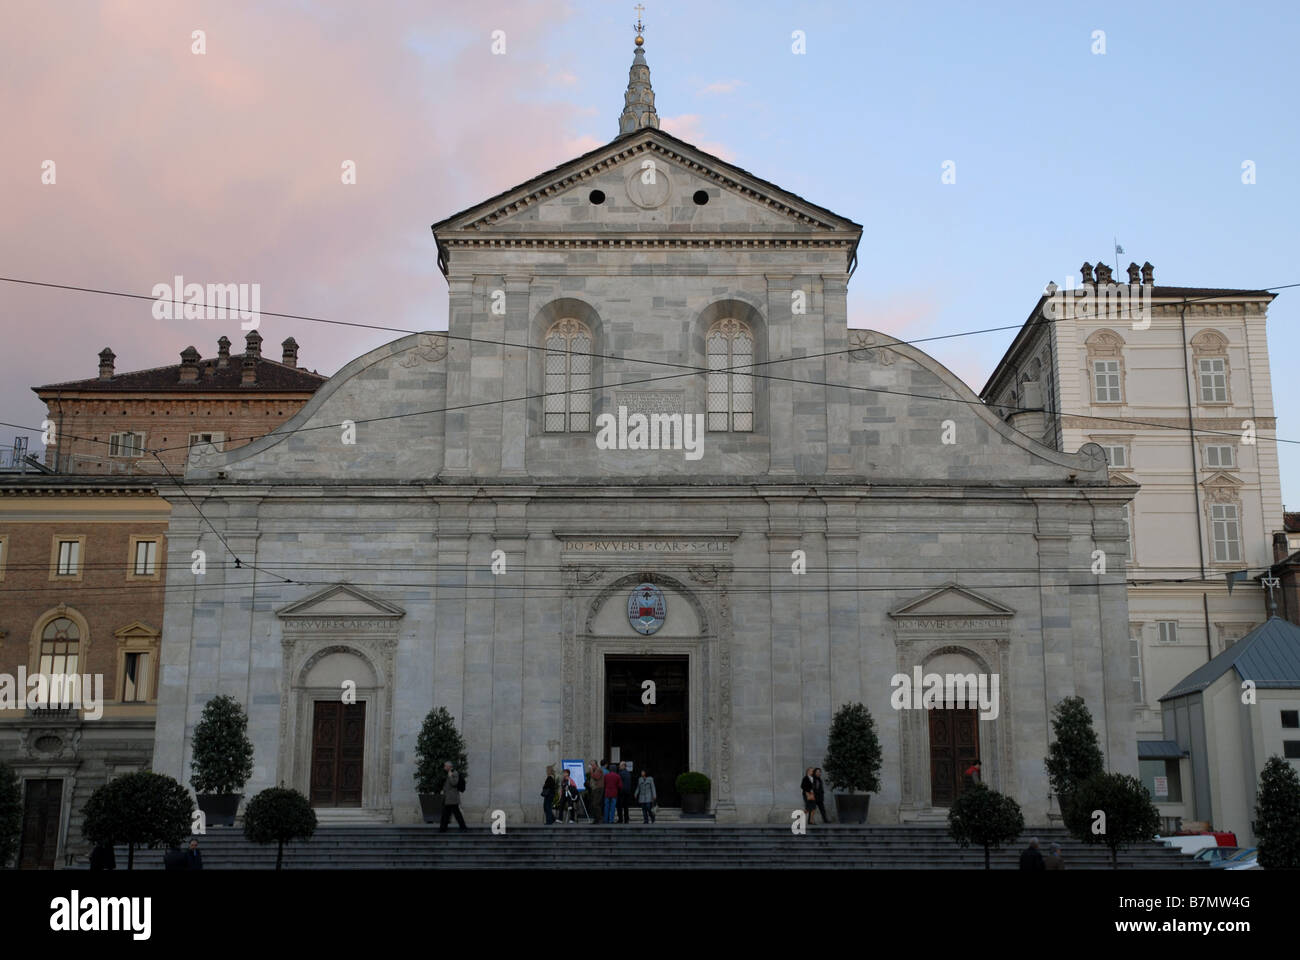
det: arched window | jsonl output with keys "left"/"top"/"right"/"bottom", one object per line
{"left": 706, "top": 318, "right": 754, "bottom": 432}
{"left": 544, "top": 318, "right": 592, "bottom": 432}
{"left": 36, "top": 616, "right": 80, "bottom": 707}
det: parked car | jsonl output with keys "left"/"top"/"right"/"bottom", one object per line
{"left": 1156, "top": 834, "right": 1220, "bottom": 855}
{"left": 1218, "top": 848, "right": 1258, "bottom": 870}
{"left": 1225, "top": 854, "right": 1259, "bottom": 870}
{"left": 1193, "top": 846, "right": 1240, "bottom": 865}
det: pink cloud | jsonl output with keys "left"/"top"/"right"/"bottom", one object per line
{"left": 0, "top": 0, "right": 630, "bottom": 446}
{"left": 698, "top": 80, "right": 744, "bottom": 95}
{"left": 658, "top": 113, "right": 734, "bottom": 162}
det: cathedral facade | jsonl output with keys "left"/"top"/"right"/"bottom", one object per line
{"left": 152, "top": 41, "right": 1137, "bottom": 824}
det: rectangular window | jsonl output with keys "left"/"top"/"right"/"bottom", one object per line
{"left": 1211, "top": 503, "right": 1242, "bottom": 562}
{"left": 108, "top": 432, "right": 145, "bottom": 457}
{"left": 1093, "top": 359, "right": 1121, "bottom": 402}
{"left": 1282, "top": 710, "right": 1299, "bottom": 729}
{"left": 1157, "top": 621, "right": 1179, "bottom": 644}
{"left": 1284, "top": 741, "right": 1300, "bottom": 759}
{"left": 187, "top": 432, "right": 224, "bottom": 451}
{"left": 1198, "top": 358, "right": 1227, "bottom": 403}
{"left": 56, "top": 540, "right": 80, "bottom": 576}
{"left": 122, "top": 652, "right": 150, "bottom": 702}
{"left": 133, "top": 540, "right": 157, "bottom": 576}
{"left": 1204, "top": 444, "right": 1234, "bottom": 468}
{"left": 1101, "top": 444, "right": 1128, "bottom": 468}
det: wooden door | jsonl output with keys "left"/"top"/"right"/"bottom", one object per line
{"left": 20, "top": 779, "right": 62, "bottom": 869}
{"left": 929, "top": 708, "right": 979, "bottom": 806}
{"left": 310, "top": 701, "right": 365, "bottom": 806}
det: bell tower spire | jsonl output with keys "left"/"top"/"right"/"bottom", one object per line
{"left": 618, "top": 6, "right": 660, "bottom": 135}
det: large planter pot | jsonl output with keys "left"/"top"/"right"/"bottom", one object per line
{"left": 680, "top": 792, "right": 709, "bottom": 815}
{"left": 196, "top": 793, "right": 242, "bottom": 827}
{"left": 833, "top": 793, "right": 870, "bottom": 824}
{"left": 418, "top": 793, "right": 445, "bottom": 824}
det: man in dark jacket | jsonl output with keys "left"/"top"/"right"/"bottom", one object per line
{"left": 617, "top": 762, "right": 633, "bottom": 824}
{"left": 1019, "top": 837, "right": 1045, "bottom": 870}
{"left": 186, "top": 838, "right": 204, "bottom": 870}
{"left": 89, "top": 842, "right": 116, "bottom": 870}
{"left": 439, "top": 761, "right": 467, "bottom": 832}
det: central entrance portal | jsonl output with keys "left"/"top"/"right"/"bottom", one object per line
{"left": 605, "top": 655, "right": 688, "bottom": 808}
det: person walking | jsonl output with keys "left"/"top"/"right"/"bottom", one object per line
{"left": 603, "top": 761, "right": 621, "bottom": 823}
{"left": 812, "top": 768, "right": 831, "bottom": 824}
{"left": 557, "top": 772, "right": 580, "bottom": 823}
{"left": 617, "top": 761, "right": 633, "bottom": 824}
{"left": 1019, "top": 836, "right": 1045, "bottom": 870}
{"left": 1045, "top": 841, "right": 1066, "bottom": 870}
{"left": 636, "top": 769, "right": 657, "bottom": 823}
{"left": 89, "top": 842, "right": 116, "bottom": 871}
{"left": 439, "top": 761, "right": 468, "bottom": 832}
{"left": 588, "top": 761, "right": 605, "bottom": 827}
{"left": 185, "top": 838, "right": 203, "bottom": 870}
{"left": 801, "top": 767, "right": 818, "bottom": 824}
{"left": 542, "top": 765, "right": 558, "bottom": 825}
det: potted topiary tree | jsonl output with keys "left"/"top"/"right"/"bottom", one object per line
{"left": 676, "top": 772, "right": 711, "bottom": 815}
{"left": 947, "top": 782, "right": 1025, "bottom": 869}
{"left": 415, "top": 706, "right": 468, "bottom": 824}
{"left": 0, "top": 760, "right": 22, "bottom": 869}
{"left": 190, "top": 694, "right": 255, "bottom": 827}
{"left": 823, "top": 702, "right": 882, "bottom": 824}
{"left": 81, "top": 770, "right": 194, "bottom": 870}
{"left": 243, "top": 786, "right": 317, "bottom": 870}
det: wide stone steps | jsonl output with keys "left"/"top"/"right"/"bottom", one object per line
{"left": 69, "top": 825, "right": 1209, "bottom": 870}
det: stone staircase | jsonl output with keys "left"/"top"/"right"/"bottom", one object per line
{"left": 68, "top": 824, "right": 1209, "bottom": 870}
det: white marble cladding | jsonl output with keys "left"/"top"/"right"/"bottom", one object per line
{"left": 152, "top": 486, "right": 1137, "bottom": 824}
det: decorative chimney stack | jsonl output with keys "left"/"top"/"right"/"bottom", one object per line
{"left": 217, "top": 336, "right": 231, "bottom": 368}
{"left": 179, "top": 346, "right": 200, "bottom": 382}
{"left": 1141, "top": 261, "right": 1155, "bottom": 285}
{"left": 1095, "top": 261, "right": 1114, "bottom": 284}
{"left": 281, "top": 337, "right": 299, "bottom": 368}
{"left": 1126, "top": 262, "right": 1141, "bottom": 284}
{"left": 242, "top": 330, "right": 261, "bottom": 384}
{"left": 1081, "top": 262, "right": 1095, "bottom": 283}
{"left": 98, "top": 348, "right": 115, "bottom": 381}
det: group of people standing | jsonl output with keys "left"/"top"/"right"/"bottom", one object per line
{"left": 542, "top": 761, "right": 659, "bottom": 824}
{"left": 800, "top": 767, "right": 831, "bottom": 823}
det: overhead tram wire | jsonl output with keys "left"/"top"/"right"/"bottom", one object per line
{"left": 3, "top": 277, "right": 1299, "bottom": 455}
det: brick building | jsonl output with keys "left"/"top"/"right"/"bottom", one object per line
{"left": 0, "top": 333, "right": 326, "bottom": 867}
{"left": 35, "top": 331, "right": 326, "bottom": 476}
{"left": 0, "top": 477, "right": 167, "bottom": 867}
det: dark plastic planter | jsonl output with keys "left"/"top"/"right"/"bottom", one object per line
{"left": 833, "top": 793, "right": 870, "bottom": 824}
{"left": 680, "top": 792, "right": 709, "bottom": 815}
{"left": 196, "top": 793, "right": 241, "bottom": 826}
{"left": 418, "top": 793, "right": 445, "bottom": 824}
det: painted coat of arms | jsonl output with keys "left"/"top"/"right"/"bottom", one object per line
{"left": 627, "top": 582, "right": 667, "bottom": 635}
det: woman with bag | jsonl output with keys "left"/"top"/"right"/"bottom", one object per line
{"left": 542, "top": 765, "right": 557, "bottom": 824}
{"left": 801, "top": 767, "right": 818, "bottom": 824}
{"left": 636, "top": 769, "right": 657, "bottom": 823}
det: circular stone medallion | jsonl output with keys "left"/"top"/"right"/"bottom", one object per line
{"left": 625, "top": 161, "right": 672, "bottom": 208}
{"left": 627, "top": 582, "right": 667, "bottom": 635}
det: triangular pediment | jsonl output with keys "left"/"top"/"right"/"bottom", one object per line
{"left": 276, "top": 583, "right": 405, "bottom": 620}
{"left": 1108, "top": 471, "right": 1137, "bottom": 486}
{"left": 889, "top": 583, "right": 1016, "bottom": 619}
{"left": 1201, "top": 471, "right": 1243, "bottom": 488}
{"left": 113, "top": 620, "right": 161, "bottom": 639}
{"left": 432, "top": 128, "right": 862, "bottom": 239}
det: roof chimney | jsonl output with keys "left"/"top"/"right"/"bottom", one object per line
{"left": 1081, "top": 262, "right": 1095, "bottom": 284}
{"left": 1141, "top": 261, "right": 1155, "bottom": 285}
{"left": 242, "top": 350, "right": 257, "bottom": 385}
{"left": 245, "top": 329, "right": 262, "bottom": 359}
{"left": 281, "top": 337, "right": 299, "bottom": 368}
{"left": 179, "top": 345, "right": 200, "bottom": 382}
{"left": 98, "top": 348, "right": 115, "bottom": 381}
{"left": 1126, "top": 262, "right": 1140, "bottom": 284}
{"left": 217, "top": 336, "right": 231, "bottom": 368}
